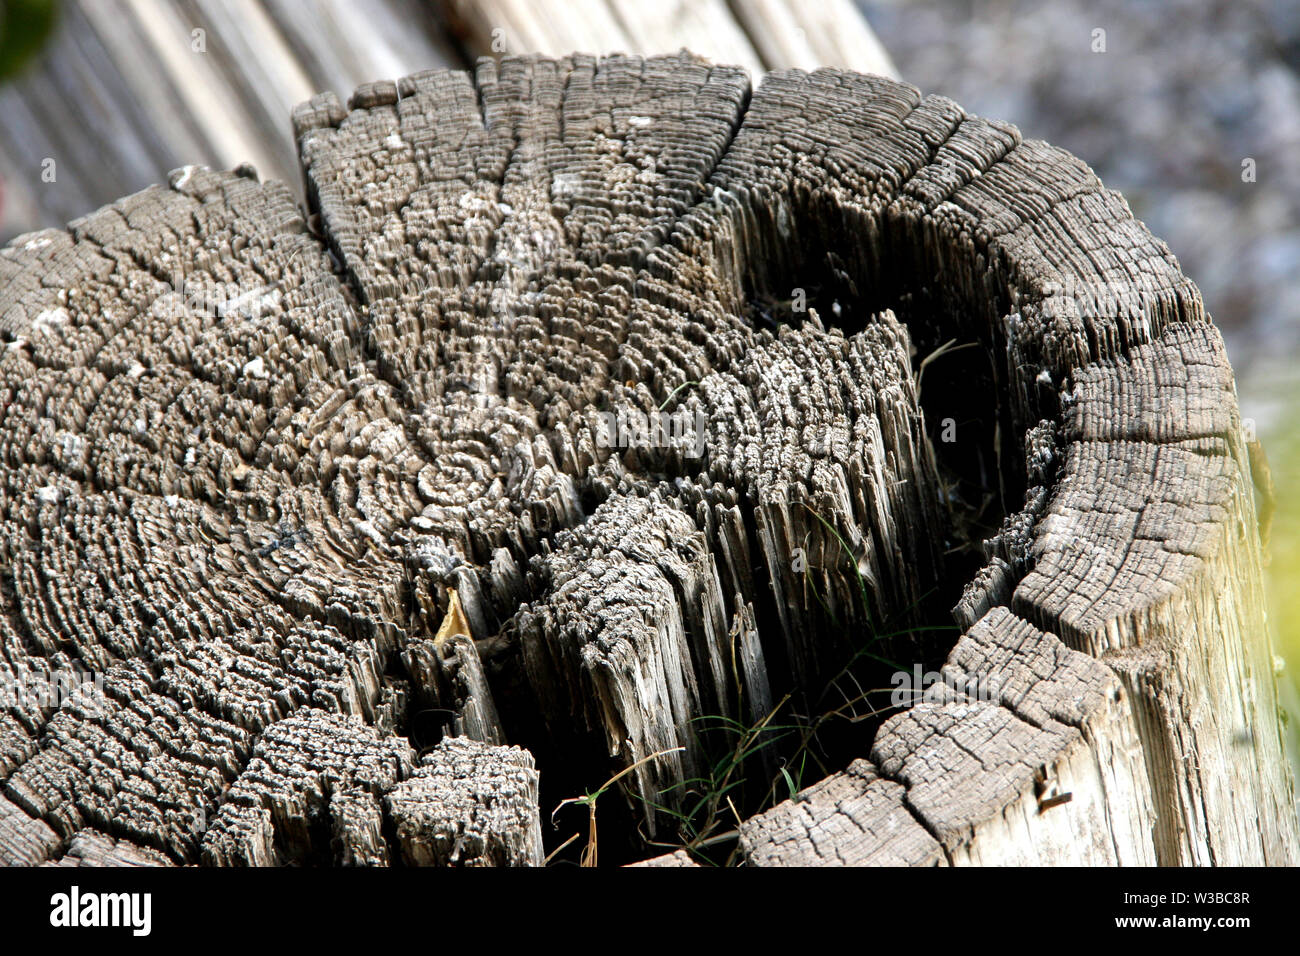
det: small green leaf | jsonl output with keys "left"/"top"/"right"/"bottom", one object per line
{"left": 0, "top": 0, "right": 59, "bottom": 83}
{"left": 780, "top": 766, "right": 797, "bottom": 801}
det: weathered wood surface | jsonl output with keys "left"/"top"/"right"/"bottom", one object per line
{"left": 0, "top": 0, "right": 895, "bottom": 243}
{"left": 386, "top": 736, "right": 542, "bottom": 866}
{"left": 0, "top": 52, "right": 1295, "bottom": 866}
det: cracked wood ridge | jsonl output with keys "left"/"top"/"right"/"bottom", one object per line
{"left": 0, "top": 52, "right": 1295, "bottom": 867}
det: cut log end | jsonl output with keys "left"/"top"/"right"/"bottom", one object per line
{"left": 0, "top": 52, "right": 1294, "bottom": 867}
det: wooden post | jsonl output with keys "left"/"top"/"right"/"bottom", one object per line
{"left": 0, "top": 53, "right": 1294, "bottom": 866}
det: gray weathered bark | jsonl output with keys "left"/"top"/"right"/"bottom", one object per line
{"left": 0, "top": 52, "right": 1294, "bottom": 866}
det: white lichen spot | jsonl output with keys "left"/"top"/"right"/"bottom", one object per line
{"left": 552, "top": 173, "right": 581, "bottom": 198}
{"left": 32, "top": 307, "right": 69, "bottom": 337}
{"left": 627, "top": 115, "right": 653, "bottom": 128}
{"left": 60, "top": 433, "right": 85, "bottom": 459}
{"left": 164, "top": 494, "right": 180, "bottom": 510}
{"left": 173, "top": 164, "right": 200, "bottom": 189}
{"left": 488, "top": 288, "right": 514, "bottom": 316}
{"left": 184, "top": 447, "right": 197, "bottom": 466}
{"left": 1036, "top": 368, "right": 1053, "bottom": 386}
{"left": 22, "top": 236, "right": 52, "bottom": 252}
{"left": 775, "top": 198, "right": 792, "bottom": 240}
{"left": 127, "top": 362, "right": 146, "bottom": 379}
{"left": 36, "top": 485, "right": 62, "bottom": 505}
{"left": 242, "top": 356, "right": 267, "bottom": 379}
{"left": 383, "top": 133, "right": 405, "bottom": 151}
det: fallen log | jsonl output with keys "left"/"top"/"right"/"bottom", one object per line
{"left": 0, "top": 51, "right": 1294, "bottom": 866}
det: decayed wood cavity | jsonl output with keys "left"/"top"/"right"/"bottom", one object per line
{"left": 0, "top": 52, "right": 1294, "bottom": 866}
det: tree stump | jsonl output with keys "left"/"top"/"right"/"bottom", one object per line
{"left": 0, "top": 52, "right": 1295, "bottom": 866}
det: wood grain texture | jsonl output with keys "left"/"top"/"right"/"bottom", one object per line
{"left": 386, "top": 735, "right": 542, "bottom": 866}
{"left": 0, "top": 52, "right": 1294, "bottom": 866}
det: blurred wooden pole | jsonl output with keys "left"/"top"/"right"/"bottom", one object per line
{"left": 443, "top": 0, "right": 898, "bottom": 78}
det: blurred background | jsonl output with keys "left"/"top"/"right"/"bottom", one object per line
{"left": 1, "top": 0, "right": 1297, "bottom": 742}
